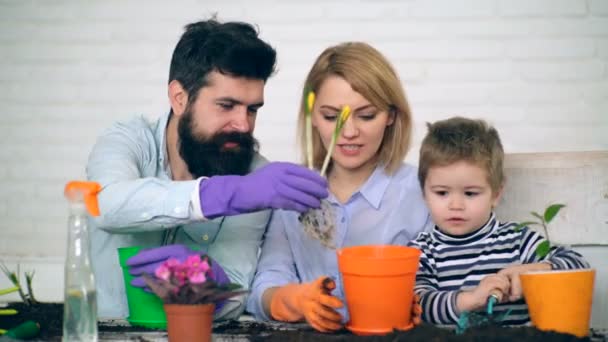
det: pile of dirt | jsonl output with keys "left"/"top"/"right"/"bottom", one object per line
{"left": 1, "top": 302, "right": 594, "bottom": 341}
{"left": 1, "top": 302, "right": 63, "bottom": 340}
{"left": 1, "top": 302, "right": 157, "bottom": 341}
{"left": 246, "top": 324, "right": 591, "bottom": 341}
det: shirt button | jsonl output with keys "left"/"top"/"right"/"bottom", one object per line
{"left": 202, "top": 234, "right": 209, "bottom": 241}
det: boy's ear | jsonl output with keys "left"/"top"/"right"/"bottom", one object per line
{"left": 168, "top": 80, "right": 189, "bottom": 117}
{"left": 492, "top": 183, "right": 505, "bottom": 208}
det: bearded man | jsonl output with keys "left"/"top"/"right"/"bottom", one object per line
{"left": 87, "top": 18, "right": 328, "bottom": 320}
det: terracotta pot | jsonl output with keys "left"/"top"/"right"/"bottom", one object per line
{"left": 337, "top": 245, "right": 421, "bottom": 335}
{"left": 520, "top": 269, "right": 595, "bottom": 337}
{"left": 164, "top": 303, "right": 215, "bottom": 342}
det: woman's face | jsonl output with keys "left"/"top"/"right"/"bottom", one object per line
{"left": 312, "top": 75, "right": 394, "bottom": 174}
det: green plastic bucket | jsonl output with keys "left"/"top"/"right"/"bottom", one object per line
{"left": 117, "top": 246, "right": 167, "bottom": 329}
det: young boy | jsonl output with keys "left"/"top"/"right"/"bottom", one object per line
{"left": 409, "top": 117, "right": 589, "bottom": 326}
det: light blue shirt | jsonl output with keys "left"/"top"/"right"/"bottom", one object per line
{"left": 87, "top": 112, "right": 270, "bottom": 319}
{"left": 246, "top": 163, "right": 432, "bottom": 322}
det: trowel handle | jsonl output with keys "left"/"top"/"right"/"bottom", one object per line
{"left": 321, "top": 276, "right": 336, "bottom": 294}
{"left": 487, "top": 289, "right": 503, "bottom": 314}
{"left": 488, "top": 289, "right": 503, "bottom": 302}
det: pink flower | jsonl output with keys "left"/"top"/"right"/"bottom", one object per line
{"left": 184, "top": 254, "right": 202, "bottom": 267}
{"left": 155, "top": 264, "right": 170, "bottom": 280}
{"left": 188, "top": 269, "right": 207, "bottom": 284}
{"left": 187, "top": 257, "right": 211, "bottom": 284}
{"left": 155, "top": 257, "right": 181, "bottom": 280}
{"left": 145, "top": 253, "right": 244, "bottom": 305}
{"left": 174, "top": 265, "right": 189, "bottom": 287}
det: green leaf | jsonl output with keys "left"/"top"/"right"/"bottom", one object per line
{"left": 513, "top": 221, "right": 538, "bottom": 231}
{"left": 530, "top": 211, "right": 544, "bottom": 223}
{"left": 535, "top": 240, "right": 551, "bottom": 259}
{"left": 544, "top": 204, "right": 566, "bottom": 223}
{"left": 0, "top": 286, "right": 19, "bottom": 296}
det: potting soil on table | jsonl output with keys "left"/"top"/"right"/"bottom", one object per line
{"left": 1, "top": 302, "right": 598, "bottom": 341}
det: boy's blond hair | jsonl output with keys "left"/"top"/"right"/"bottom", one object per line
{"left": 418, "top": 117, "right": 505, "bottom": 193}
{"left": 296, "top": 42, "right": 412, "bottom": 175}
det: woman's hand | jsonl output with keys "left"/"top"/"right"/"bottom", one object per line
{"left": 268, "top": 276, "right": 344, "bottom": 333}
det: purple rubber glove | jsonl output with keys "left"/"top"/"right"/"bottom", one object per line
{"left": 127, "top": 244, "right": 230, "bottom": 288}
{"left": 199, "top": 162, "right": 329, "bottom": 219}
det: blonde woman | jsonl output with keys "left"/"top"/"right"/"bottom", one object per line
{"left": 247, "top": 42, "right": 431, "bottom": 332}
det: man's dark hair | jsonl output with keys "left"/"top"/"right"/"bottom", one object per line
{"left": 169, "top": 18, "right": 277, "bottom": 103}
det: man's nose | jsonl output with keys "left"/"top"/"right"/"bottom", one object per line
{"left": 230, "top": 108, "right": 251, "bottom": 132}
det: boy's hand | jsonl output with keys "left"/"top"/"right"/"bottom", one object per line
{"left": 498, "top": 263, "right": 552, "bottom": 302}
{"left": 457, "top": 274, "right": 510, "bottom": 312}
{"left": 411, "top": 294, "right": 422, "bottom": 325}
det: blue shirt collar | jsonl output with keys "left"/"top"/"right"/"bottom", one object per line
{"left": 327, "top": 165, "right": 391, "bottom": 209}
{"left": 359, "top": 165, "right": 391, "bottom": 209}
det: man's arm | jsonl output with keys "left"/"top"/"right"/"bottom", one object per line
{"left": 87, "top": 119, "right": 197, "bottom": 233}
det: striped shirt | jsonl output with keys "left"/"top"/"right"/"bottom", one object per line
{"left": 408, "top": 213, "right": 589, "bottom": 326}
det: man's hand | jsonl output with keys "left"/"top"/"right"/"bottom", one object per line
{"left": 498, "top": 263, "right": 551, "bottom": 302}
{"left": 270, "top": 276, "right": 344, "bottom": 333}
{"left": 199, "top": 162, "right": 329, "bottom": 219}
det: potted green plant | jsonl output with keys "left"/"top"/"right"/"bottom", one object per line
{"left": 515, "top": 204, "right": 595, "bottom": 337}
{"left": 142, "top": 254, "right": 246, "bottom": 342}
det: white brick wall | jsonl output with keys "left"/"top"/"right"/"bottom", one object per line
{"left": 1, "top": 0, "right": 607, "bottom": 327}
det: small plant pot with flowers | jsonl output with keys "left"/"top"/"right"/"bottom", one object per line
{"left": 514, "top": 204, "right": 595, "bottom": 338}
{"left": 143, "top": 254, "right": 246, "bottom": 342}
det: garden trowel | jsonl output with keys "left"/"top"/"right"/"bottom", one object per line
{"left": 456, "top": 289, "right": 511, "bottom": 334}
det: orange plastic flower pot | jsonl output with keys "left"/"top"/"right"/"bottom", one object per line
{"left": 164, "top": 303, "right": 215, "bottom": 342}
{"left": 520, "top": 269, "right": 595, "bottom": 337}
{"left": 337, "top": 245, "right": 421, "bottom": 335}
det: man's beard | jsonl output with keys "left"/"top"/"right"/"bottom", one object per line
{"left": 177, "top": 108, "right": 258, "bottom": 178}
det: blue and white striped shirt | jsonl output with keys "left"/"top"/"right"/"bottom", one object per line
{"left": 408, "top": 213, "right": 589, "bottom": 326}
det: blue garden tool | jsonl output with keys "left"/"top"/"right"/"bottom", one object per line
{"left": 456, "top": 290, "right": 511, "bottom": 334}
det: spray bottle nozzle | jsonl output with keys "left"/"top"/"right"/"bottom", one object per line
{"left": 64, "top": 181, "right": 101, "bottom": 216}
